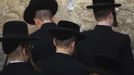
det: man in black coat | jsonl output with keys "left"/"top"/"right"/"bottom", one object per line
{"left": 88, "top": 54, "right": 124, "bottom": 75}
{"left": 37, "top": 21, "right": 89, "bottom": 75}
{"left": 76, "top": 0, "right": 134, "bottom": 75}
{"left": 0, "top": 21, "right": 43, "bottom": 75}
{"left": 23, "top": 0, "right": 58, "bottom": 63}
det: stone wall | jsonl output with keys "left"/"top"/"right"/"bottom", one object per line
{"left": 0, "top": 0, "right": 134, "bottom": 70}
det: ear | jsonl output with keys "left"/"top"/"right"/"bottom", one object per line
{"left": 22, "top": 48, "right": 27, "bottom": 56}
{"left": 109, "top": 11, "right": 113, "bottom": 19}
{"left": 33, "top": 18, "right": 41, "bottom": 29}
{"left": 70, "top": 41, "right": 76, "bottom": 49}
{"left": 34, "top": 18, "right": 38, "bottom": 25}
{"left": 22, "top": 48, "right": 31, "bottom": 57}
{"left": 53, "top": 38, "right": 56, "bottom": 46}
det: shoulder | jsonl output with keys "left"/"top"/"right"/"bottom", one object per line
{"left": 37, "top": 57, "right": 56, "bottom": 66}
{"left": 82, "top": 30, "right": 93, "bottom": 34}
{"left": 112, "top": 31, "right": 130, "bottom": 40}
{"left": 30, "top": 30, "right": 40, "bottom": 37}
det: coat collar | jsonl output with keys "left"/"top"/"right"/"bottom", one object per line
{"left": 3, "top": 62, "right": 30, "bottom": 70}
{"left": 94, "top": 25, "right": 113, "bottom": 32}
{"left": 41, "top": 22, "right": 56, "bottom": 30}
{"left": 55, "top": 53, "right": 72, "bottom": 58}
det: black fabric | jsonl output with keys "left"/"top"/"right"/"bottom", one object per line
{"left": 1, "top": 62, "right": 44, "bottom": 75}
{"left": 76, "top": 25, "right": 134, "bottom": 75}
{"left": 86, "top": 0, "right": 121, "bottom": 27}
{"left": 88, "top": 54, "right": 123, "bottom": 75}
{"left": 30, "top": 22, "right": 56, "bottom": 63}
{"left": 86, "top": 0, "right": 121, "bottom": 9}
{"left": 0, "top": 21, "right": 37, "bottom": 54}
{"left": 23, "top": 0, "right": 58, "bottom": 25}
{"left": 48, "top": 20, "right": 85, "bottom": 41}
{"left": 37, "top": 53, "right": 89, "bottom": 75}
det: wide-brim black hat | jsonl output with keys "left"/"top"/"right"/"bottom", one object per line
{"left": 0, "top": 21, "right": 38, "bottom": 41}
{"left": 48, "top": 20, "right": 86, "bottom": 41}
{"left": 86, "top": 0, "right": 121, "bottom": 9}
{"left": 0, "top": 21, "right": 38, "bottom": 54}
{"left": 88, "top": 54, "right": 122, "bottom": 75}
{"left": 87, "top": 0, "right": 121, "bottom": 27}
{"left": 23, "top": 0, "right": 58, "bottom": 25}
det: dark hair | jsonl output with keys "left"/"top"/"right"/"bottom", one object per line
{"left": 35, "top": 10, "right": 53, "bottom": 21}
{"left": 55, "top": 36, "right": 76, "bottom": 48}
{"left": 94, "top": 8, "right": 112, "bottom": 21}
{"left": 21, "top": 41, "right": 33, "bottom": 55}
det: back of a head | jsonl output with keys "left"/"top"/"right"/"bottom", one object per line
{"left": 8, "top": 43, "right": 26, "bottom": 57}
{"left": 48, "top": 20, "right": 85, "bottom": 55}
{"left": 54, "top": 36, "right": 76, "bottom": 48}
{"left": 94, "top": 8, "right": 112, "bottom": 21}
{"left": 2, "top": 21, "right": 28, "bottom": 55}
{"left": 35, "top": 10, "right": 53, "bottom": 21}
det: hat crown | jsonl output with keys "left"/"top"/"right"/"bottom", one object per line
{"left": 23, "top": 0, "right": 58, "bottom": 25}
{"left": 58, "top": 21, "right": 80, "bottom": 32}
{"left": 3, "top": 21, "right": 28, "bottom": 37}
{"left": 2, "top": 21, "right": 29, "bottom": 54}
{"left": 93, "top": 0, "right": 115, "bottom": 4}
{"left": 48, "top": 20, "right": 85, "bottom": 41}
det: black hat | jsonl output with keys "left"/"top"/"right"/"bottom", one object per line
{"left": 23, "top": 0, "right": 58, "bottom": 25}
{"left": 87, "top": 0, "right": 121, "bottom": 9}
{"left": 87, "top": 0, "right": 121, "bottom": 27}
{"left": 88, "top": 54, "right": 123, "bottom": 75}
{"left": 0, "top": 21, "right": 38, "bottom": 54}
{"left": 48, "top": 20, "right": 86, "bottom": 41}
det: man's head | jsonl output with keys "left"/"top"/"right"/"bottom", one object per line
{"left": 23, "top": 0, "right": 58, "bottom": 25}
{"left": 7, "top": 42, "right": 32, "bottom": 62}
{"left": 86, "top": 0, "right": 121, "bottom": 27}
{"left": 33, "top": 10, "right": 53, "bottom": 29}
{"left": 53, "top": 36, "right": 76, "bottom": 55}
{"left": 93, "top": 8, "right": 114, "bottom": 26}
{"left": 48, "top": 20, "right": 86, "bottom": 55}
{"left": 0, "top": 21, "right": 38, "bottom": 62}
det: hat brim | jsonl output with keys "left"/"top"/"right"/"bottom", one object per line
{"left": 23, "top": 0, "right": 58, "bottom": 25}
{"left": 0, "top": 36, "right": 39, "bottom": 41}
{"left": 87, "top": 3, "right": 121, "bottom": 9}
{"left": 48, "top": 27, "right": 86, "bottom": 41}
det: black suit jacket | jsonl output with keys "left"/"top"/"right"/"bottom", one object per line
{"left": 76, "top": 25, "right": 134, "bottom": 75}
{"left": 30, "top": 22, "right": 56, "bottom": 62}
{"left": 37, "top": 53, "right": 89, "bottom": 75}
{"left": 1, "top": 62, "right": 43, "bottom": 75}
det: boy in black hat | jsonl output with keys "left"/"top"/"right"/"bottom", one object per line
{"left": 37, "top": 20, "right": 89, "bottom": 75}
{"left": 23, "top": 0, "right": 58, "bottom": 63}
{"left": 75, "top": 0, "right": 134, "bottom": 75}
{"left": 0, "top": 21, "right": 43, "bottom": 75}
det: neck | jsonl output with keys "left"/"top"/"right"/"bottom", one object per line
{"left": 97, "top": 20, "right": 112, "bottom": 27}
{"left": 56, "top": 48, "right": 73, "bottom": 56}
{"left": 7, "top": 57, "right": 26, "bottom": 64}
{"left": 8, "top": 59, "right": 25, "bottom": 64}
{"left": 38, "top": 19, "right": 53, "bottom": 29}
{"left": 7, "top": 55, "right": 27, "bottom": 64}
{"left": 43, "top": 19, "right": 53, "bottom": 24}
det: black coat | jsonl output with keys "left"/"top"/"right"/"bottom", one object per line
{"left": 1, "top": 62, "right": 43, "bottom": 75}
{"left": 76, "top": 25, "right": 134, "bottom": 75}
{"left": 30, "top": 22, "right": 56, "bottom": 62}
{"left": 37, "top": 53, "right": 89, "bottom": 75}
